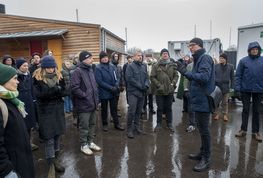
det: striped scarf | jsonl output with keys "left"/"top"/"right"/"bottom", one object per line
{"left": 0, "top": 85, "right": 27, "bottom": 118}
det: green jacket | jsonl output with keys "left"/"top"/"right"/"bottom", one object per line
{"left": 150, "top": 60, "right": 179, "bottom": 95}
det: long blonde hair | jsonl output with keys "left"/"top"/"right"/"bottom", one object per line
{"left": 33, "top": 67, "right": 62, "bottom": 84}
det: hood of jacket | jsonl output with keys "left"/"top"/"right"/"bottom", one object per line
{"left": 247, "top": 41, "right": 262, "bottom": 58}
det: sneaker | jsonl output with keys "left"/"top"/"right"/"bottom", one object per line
{"left": 81, "top": 145, "right": 93, "bottom": 155}
{"left": 186, "top": 126, "right": 195, "bottom": 133}
{"left": 235, "top": 130, "right": 246, "bottom": 137}
{"left": 253, "top": 133, "right": 262, "bottom": 142}
{"left": 89, "top": 142, "right": 101, "bottom": 151}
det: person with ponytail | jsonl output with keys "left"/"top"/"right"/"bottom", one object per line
{"left": 0, "top": 63, "right": 35, "bottom": 178}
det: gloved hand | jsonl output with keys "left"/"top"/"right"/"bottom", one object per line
{"left": 234, "top": 91, "right": 242, "bottom": 100}
{"left": 141, "top": 86, "right": 148, "bottom": 92}
{"left": 175, "top": 61, "right": 187, "bottom": 75}
{"left": 110, "top": 86, "right": 119, "bottom": 94}
{"left": 119, "top": 86, "right": 125, "bottom": 92}
{"left": 55, "top": 85, "right": 62, "bottom": 93}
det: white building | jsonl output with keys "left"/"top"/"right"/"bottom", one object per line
{"left": 237, "top": 23, "right": 263, "bottom": 66}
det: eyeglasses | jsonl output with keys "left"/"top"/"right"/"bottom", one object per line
{"left": 187, "top": 43, "right": 197, "bottom": 48}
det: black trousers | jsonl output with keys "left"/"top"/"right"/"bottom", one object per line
{"left": 143, "top": 94, "right": 154, "bottom": 111}
{"left": 156, "top": 95, "right": 174, "bottom": 126}
{"left": 101, "top": 98, "right": 119, "bottom": 126}
{"left": 241, "top": 92, "right": 262, "bottom": 133}
{"left": 196, "top": 112, "right": 211, "bottom": 161}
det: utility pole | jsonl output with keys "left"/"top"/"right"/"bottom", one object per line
{"left": 210, "top": 20, "right": 212, "bottom": 39}
{"left": 125, "top": 27, "right": 128, "bottom": 52}
{"left": 194, "top": 24, "right": 196, "bottom": 37}
{"left": 76, "top": 9, "right": 79, "bottom": 22}
{"left": 229, "top": 27, "right": 232, "bottom": 47}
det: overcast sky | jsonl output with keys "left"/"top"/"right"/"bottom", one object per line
{"left": 1, "top": 0, "right": 263, "bottom": 52}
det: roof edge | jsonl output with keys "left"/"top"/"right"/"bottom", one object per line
{"left": 101, "top": 27, "right": 126, "bottom": 42}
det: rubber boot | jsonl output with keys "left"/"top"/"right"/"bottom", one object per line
{"left": 54, "top": 151, "right": 65, "bottom": 172}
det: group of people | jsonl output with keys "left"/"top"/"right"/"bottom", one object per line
{"left": 0, "top": 37, "right": 262, "bottom": 178}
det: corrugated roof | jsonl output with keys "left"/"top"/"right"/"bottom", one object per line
{"left": 0, "top": 29, "right": 68, "bottom": 39}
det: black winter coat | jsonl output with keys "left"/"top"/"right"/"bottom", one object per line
{"left": 34, "top": 78, "right": 68, "bottom": 140}
{"left": 215, "top": 63, "right": 234, "bottom": 94}
{"left": 17, "top": 73, "right": 37, "bottom": 130}
{"left": 0, "top": 99, "right": 35, "bottom": 178}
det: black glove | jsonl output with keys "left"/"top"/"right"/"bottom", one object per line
{"left": 175, "top": 61, "right": 187, "bottom": 75}
{"left": 54, "top": 85, "right": 62, "bottom": 93}
{"left": 141, "top": 86, "right": 148, "bottom": 92}
{"left": 110, "top": 86, "right": 119, "bottom": 94}
{"left": 234, "top": 91, "right": 242, "bottom": 100}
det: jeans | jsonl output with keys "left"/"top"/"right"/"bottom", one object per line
{"left": 64, "top": 96, "right": 73, "bottom": 112}
{"left": 185, "top": 91, "right": 196, "bottom": 126}
{"left": 101, "top": 98, "right": 119, "bottom": 126}
{"left": 241, "top": 92, "right": 262, "bottom": 133}
{"left": 215, "top": 93, "right": 229, "bottom": 114}
{"left": 45, "top": 135, "right": 60, "bottom": 159}
{"left": 78, "top": 111, "right": 96, "bottom": 146}
{"left": 196, "top": 112, "right": 211, "bottom": 161}
{"left": 127, "top": 94, "right": 144, "bottom": 132}
{"left": 156, "top": 95, "right": 174, "bottom": 126}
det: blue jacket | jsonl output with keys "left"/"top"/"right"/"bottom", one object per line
{"left": 126, "top": 61, "right": 149, "bottom": 98}
{"left": 235, "top": 42, "right": 263, "bottom": 93}
{"left": 95, "top": 63, "right": 119, "bottom": 100}
{"left": 184, "top": 48, "right": 215, "bottom": 113}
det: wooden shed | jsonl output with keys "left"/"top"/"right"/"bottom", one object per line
{"left": 0, "top": 13, "right": 126, "bottom": 69}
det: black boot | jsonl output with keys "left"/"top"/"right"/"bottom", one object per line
{"left": 115, "top": 124, "right": 125, "bottom": 131}
{"left": 193, "top": 158, "right": 210, "bottom": 172}
{"left": 188, "top": 153, "right": 202, "bottom": 160}
{"left": 47, "top": 158, "right": 56, "bottom": 178}
{"left": 54, "top": 151, "right": 65, "bottom": 172}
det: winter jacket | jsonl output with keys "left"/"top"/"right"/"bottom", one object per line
{"left": 95, "top": 63, "right": 119, "bottom": 100}
{"left": 126, "top": 61, "right": 150, "bottom": 98}
{"left": 34, "top": 77, "right": 68, "bottom": 140}
{"left": 184, "top": 48, "right": 215, "bottom": 113}
{"left": 17, "top": 72, "right": 37, "bottom": 130}
{"left": 235, "top": 42, "right": 263, "bottom": 93}
{"left": 150, "top": 60, "right": 179, "bottom": 95}
{"left": 0, "top": 99, "right": 35, "bottom": 178}
{"left": 71, "top": 63, "right": 99, "bottom": 113}
{"left": 215, "top": 63, "right": 234, "bottom": 94}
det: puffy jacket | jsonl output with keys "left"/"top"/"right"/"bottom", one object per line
{"left": 235, "top": 42, "right": 263, "bottom": 93}
{"left": 184, "top": 48, "right": 215, "bottom": 113}
{"left": 95, "top": 63, "right": 119, "bottom": 100}
{"left": 150, "top": 60, "right": 179, "bottom": 95}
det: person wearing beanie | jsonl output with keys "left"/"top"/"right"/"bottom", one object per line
{"left": 110, "top": 52, "right": 125, "bottom": 118}
{"left": 2, "top": 54, "right": 16, "bottom": 68}
{"left": 95, "top": 51, "right": 125, "bottom": 132}
{"left": 213, "top": 53, "right": 234, "bottom": 122}
{"left": 150, "top": 48, "right": 178, "bottom": 132}
{"left": 0, "top": 63, "right": 35, "bottom": 178}
{"left": 235, "top": 41, "right": 263, "bottom": 142}
{"left": 71, "top": 50, "right": 102, "bottom": 156}
{"left": 176, "top": 37, "right": 215, "bottom": 172}
{"left": 29, "top": 52, "right": 41, "bottom": 74}
{"left": 16, "top": 58, "right": 39, "bottom": 151}
{"left": 33, "top": 56, "right": 68, "bottom": 176}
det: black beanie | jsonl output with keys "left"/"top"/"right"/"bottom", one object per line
{"left": 219, "top": 53, "right": 228, "bottom": 60}
{"left": 16, "top": 58, "right": 27, "bottom": 69}
{"left": 160, "top": 48, "right": 170, "bottom": 56}
{"left": 99, "top": 51, "right": 108, "bottom": 60}
{"left": 79, "top": 50, "right": 92, "bottom": 62}
{"left": 190, "top": 38, "right": 203, "bottom": 48}
{"left": 41, "top": 56, "right": 57, "bottom": 68}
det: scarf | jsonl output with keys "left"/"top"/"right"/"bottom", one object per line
{"left": 0, "top": 85, "right": 27, "bottom": 118}
{"left": 159, "top": 58, "right": 170, "bottom": 65}
{"left": 44, "top": 73, "right": 58, "bottom": 87}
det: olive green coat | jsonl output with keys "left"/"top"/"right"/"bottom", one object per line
{"left": 150, "top": 60, "right": 179, "bottom": 95}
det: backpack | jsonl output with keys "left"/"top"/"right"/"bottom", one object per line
{"left": 0, "top": 98, "right": 8, "bottom": 128}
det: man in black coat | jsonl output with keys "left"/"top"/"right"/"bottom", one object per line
{"left": 125, "top": 50, "right": 149, "bottom": 138}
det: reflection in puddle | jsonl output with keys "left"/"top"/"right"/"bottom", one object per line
{"left": 171, "top": 134, "right": 181, "bottom": 177}
{"left": 118, "top": 145, "right": 129, "bottom": 178}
